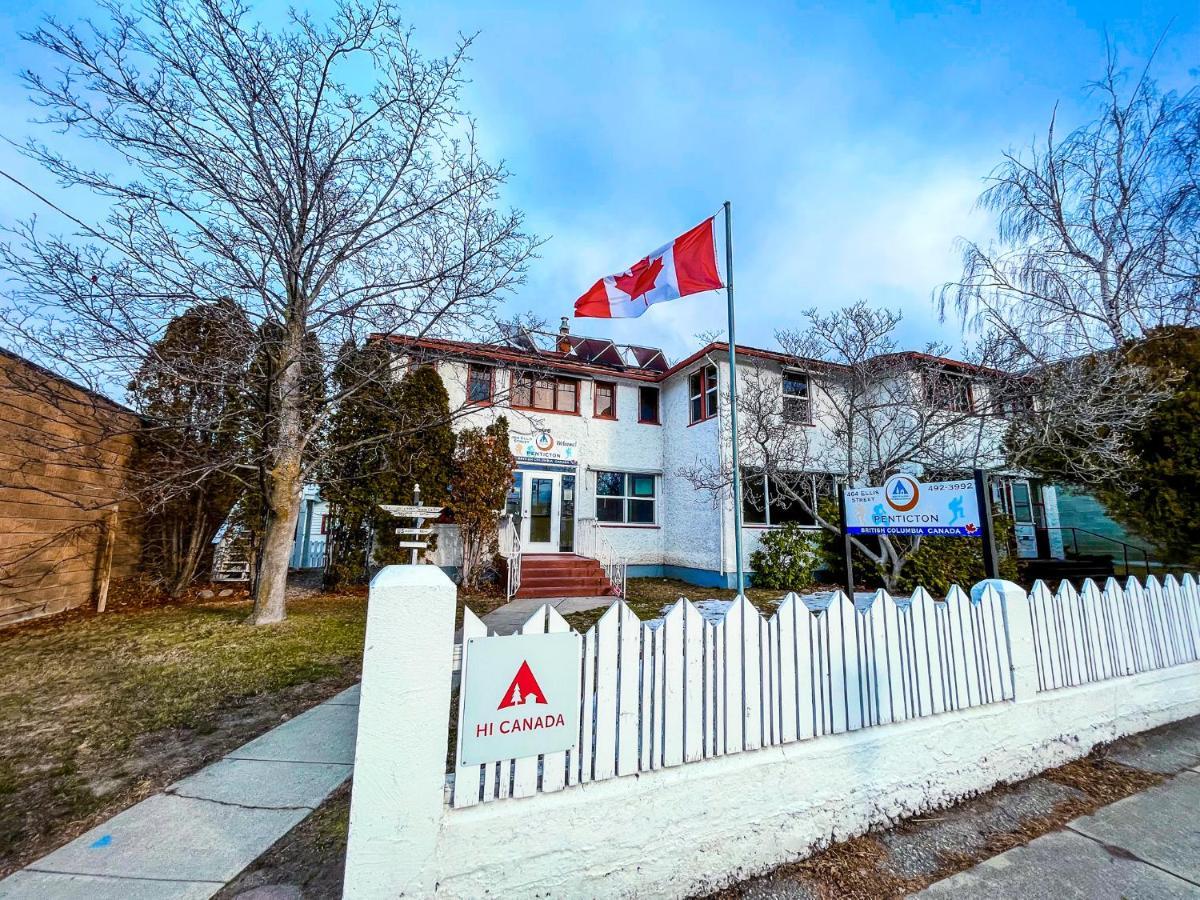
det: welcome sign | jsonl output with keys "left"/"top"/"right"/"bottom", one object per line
{"left": 845, "top": 475, "right": 981, "bottom": 537}
{"left": 509, "top": 428, "right": 579, "bottom": 464}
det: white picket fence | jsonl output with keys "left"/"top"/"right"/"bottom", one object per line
{"left": 1029, "top": 574, "right": 1200, "bottom": 692}
{"left": 346, "top": 567, "right": 1200, "bottom": 899}
{"left": 452, "top": 584, "right": 1015, "bottom": 807}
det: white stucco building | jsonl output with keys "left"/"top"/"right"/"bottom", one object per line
{"left": 385, "top": 322, "right": 1064, "bottom": 591}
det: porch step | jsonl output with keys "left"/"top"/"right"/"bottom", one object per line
{"left": 514, "top": 554, "right": 618, "bottom": 599}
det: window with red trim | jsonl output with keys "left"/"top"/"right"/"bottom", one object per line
{"left": 466, "top": 364, "right": 494, "bottom": 404}
{"left": 688, "top": 365, "right": 718, "bottom": 423}
{"left": 638, "top": 386, "right": 660, "bottom": 424}
{"left": 319, "top": 514, "right": 328, "bottom": 534}
{"left": 511, "top": 373, "right": 579, "bottom": 413}
{"left": 594, "top": 381, "right": 616, "bottom": 419}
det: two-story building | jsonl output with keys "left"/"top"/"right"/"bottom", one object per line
{"left": 383, "top": 321, "right": 1065, "bottom": 595}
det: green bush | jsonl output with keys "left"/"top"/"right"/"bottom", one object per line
{"left": 889, "top": 515, "right": 1018, "bottom": 595}
{"left": 749, "top": 523, "right": 823, "bottom": 591}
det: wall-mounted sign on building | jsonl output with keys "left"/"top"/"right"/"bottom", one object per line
{"left": 510, "top": 428, "right": 579, "bottom": 464}
{"left": 458, "top": 632, "right": 581, "bottom": 766}
{"left": 845, "top": 474, "right": 981, "bottom": 537}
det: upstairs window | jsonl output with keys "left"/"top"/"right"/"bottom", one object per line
{"left": 781, "top": 370, "right": 811, "bottom": 423}
{"left": 689, "top": 364, "right": 718, "bottom": 423}
{"left": 923, "top": 370, "right": 974, "bottom": 414}
{"left": 512, "top": 373, "right": 579, "bottom": 413}
{"left": 593, "top": 381, "right": 617, "bottom": 419}
{"left": 595, "top": 471, "right": 657, "bottom": 524}
{"left": 991, "top": 384, "right": 1035, "bottom": 417}
{"left": 466, "top": 364, "right": 494, "bottom": 404}
{"left": 638, "top": 385, "right": 660, "bottom": 424}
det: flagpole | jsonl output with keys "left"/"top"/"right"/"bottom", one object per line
{"left": 723, "top": 200, "right": 745, "bottom": 596}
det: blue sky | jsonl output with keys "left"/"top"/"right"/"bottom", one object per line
{"left": 1, "top": 0, "right": 1197, "bottom": 363}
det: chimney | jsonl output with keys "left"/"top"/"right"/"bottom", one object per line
{"left": 556, "top": 316, "right": 572, "bottom": 353}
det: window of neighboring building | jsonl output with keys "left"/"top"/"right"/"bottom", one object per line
{"left": 466, "top": 364, "right": 494, "bottom": 404}
{"left": 595, "top": 470, "right": 657, "bottom": 524}
{"left": 319, "top": 514, "right": 328, "bottom": 534}
{"left": 923, "top": 370, "right": 974, "bottom": 414}
{"left": 511, "top": 373, "right": 580, "bottom": 413}
{"left": 689, "top": 364, "right": 718, "bottom": 423}
{"left": 594, "top": 381, "right": 617, "bottom": 419}
{"left": 638, "top": 385, "right": 660, "bottom": 424}
{"left": 781, "top": 370, "right": 811, "bottom": 423}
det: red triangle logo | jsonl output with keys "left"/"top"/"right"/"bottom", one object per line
{"left": 497, "top": 660, "right": 548, "bottom": 710}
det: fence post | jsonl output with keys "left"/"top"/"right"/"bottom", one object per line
{"left": 344, "top": 565, "right": 456, "bottom": 899}
{"left": 972, "top": 579, "right": 1039, "bottom": 701}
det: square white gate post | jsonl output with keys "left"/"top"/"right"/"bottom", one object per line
{"left": 344, "top": 565, "right": 457, "bottom": 899}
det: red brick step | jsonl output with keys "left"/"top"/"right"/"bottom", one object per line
{"left": 513, "top": 554, "right": 618, "bottom": 599}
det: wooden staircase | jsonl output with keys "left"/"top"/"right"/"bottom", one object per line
{"left": 513, "top": 554, "right": 619, "bottom": 599}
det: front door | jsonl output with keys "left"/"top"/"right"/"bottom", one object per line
{"left": 521, "top": 473, "right": 560, "bottom": 553}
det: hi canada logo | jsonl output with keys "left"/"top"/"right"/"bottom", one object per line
{"left": 498, "top": 660, "right": 547, "bottom": 709}
{"left": 475, "top": 660, "right": 565, "bottom": 738}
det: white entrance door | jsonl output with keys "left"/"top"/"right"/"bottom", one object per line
{"left": 521, "top": 472, "right": 561, "bottom": 553}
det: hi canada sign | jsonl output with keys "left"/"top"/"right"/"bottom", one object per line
{"left": 458, "top": 632, "right": 582, "bottom": 767}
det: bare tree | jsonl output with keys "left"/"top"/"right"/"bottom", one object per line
{"left": 680, "top": 303, "right": 1010, "bottom": 590}
{"left": 0, "top": 0, "right": 536, "bottom": 622}
{"left": 939, "top": 50, "right": 1197, "bottom": 482}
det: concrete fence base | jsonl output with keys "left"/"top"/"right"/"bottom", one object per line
{"left": 343, "top": 567, "right": 1200, "bottom": 899}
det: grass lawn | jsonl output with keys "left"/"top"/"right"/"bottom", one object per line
{"left": 0, "top": 579, "right": 507, "bottom": 877}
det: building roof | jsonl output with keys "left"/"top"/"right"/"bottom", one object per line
{"left": 375, "top": 331, "right": 992, "bottom": 383}
{"left": 0, "top": 346, "right": 138, "bottom": 416}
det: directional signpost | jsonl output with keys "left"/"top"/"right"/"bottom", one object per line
{"left": 379, "top": 484, "right": 444, "bottom": 564}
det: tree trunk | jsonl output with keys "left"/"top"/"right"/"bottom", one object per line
{"left": 166, "top": 500, "right": 209, "bottom": 598}
{"left": 248, "top": 335, "right": 307, "bottom": 625}
{"left": 250, "top": 468, "right": 302, "bottom": 623}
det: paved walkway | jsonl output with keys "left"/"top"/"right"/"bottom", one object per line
{"left": 917, "top": 721, "right": 1200, "bottom": 899}
{"left": 479, "top": 595, "right": 614, "bottom": 634}
{"left": 0, "top": 685, "right": 361, "bottom": 900}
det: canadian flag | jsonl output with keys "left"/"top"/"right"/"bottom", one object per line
{"left": 574, "top": 217, "right": 724, "bottom": 319}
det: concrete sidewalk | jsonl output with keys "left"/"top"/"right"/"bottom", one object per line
{"left": 0, "top": 684, "right": 361, "bottom": 900}
{"left": 918, "top": 721, "right": 1200, "bottom": 899}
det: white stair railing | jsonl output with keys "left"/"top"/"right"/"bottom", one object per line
{"left": 498, "top": 515, "right": 522, "bottom": 600}
{"left": 576, "top": 517, "right": 627, "bottom": 598}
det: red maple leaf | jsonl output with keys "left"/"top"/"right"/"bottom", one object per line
{"left": 614, "top": 255, "right": 665, "bottom": 301}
